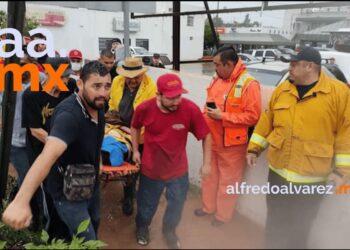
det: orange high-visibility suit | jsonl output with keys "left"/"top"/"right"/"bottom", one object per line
{"left": 202, "top": 59, "right": 261, "bottom": 222}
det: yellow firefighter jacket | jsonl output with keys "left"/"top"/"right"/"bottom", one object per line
{"left": 108, "top": 74, "right": 156, "bottom": 111}
{"left": 248, "top": 70, "right": 350, "bottom": 183}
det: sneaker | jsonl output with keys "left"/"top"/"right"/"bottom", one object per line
{"left": 164, "top": 231, "right": 181, "bottom": 249}
{"left": 194, "top": 208, "right": 210, "bottom": 217}
{"left": 211, "top": 218, "right": 224, "bottom": 227}
{"left": 136, "top": 227, "right": 149, "bottom": 246}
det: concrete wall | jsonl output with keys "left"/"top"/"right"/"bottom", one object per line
{"left": 147, "top": 66, "right": 350, "bottom": 248}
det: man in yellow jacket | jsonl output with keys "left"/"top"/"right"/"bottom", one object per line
{"left": 247, "top": 47, "right": 350, "bottom": 248}
{"left": 109, "top": 57, "right": 156, "bottom": 216}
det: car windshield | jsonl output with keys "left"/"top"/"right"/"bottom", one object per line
{"left": 247, "top": 68, "right": 286, "bottom": 86}
{"left": 134, "top": 47, "right": 148, "bottom": 54}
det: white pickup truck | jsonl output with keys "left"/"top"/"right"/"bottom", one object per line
{"left": 320, "top": 50, "right": 350, "bottom": 83}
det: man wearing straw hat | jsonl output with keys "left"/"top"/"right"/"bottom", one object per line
{"left": 108, "top": 57, "right": 156, "bottom": 216}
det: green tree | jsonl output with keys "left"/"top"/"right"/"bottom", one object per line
{"left": 204, "top": 22, "right": 220, "bottom": 50}
{"left": 0, "top": 11, "right": 39, "bottom": 35}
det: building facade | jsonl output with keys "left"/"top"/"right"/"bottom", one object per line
{"left": 0, "top": 2, "right": 206, "bottom": 61}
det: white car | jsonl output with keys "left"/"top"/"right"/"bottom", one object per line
{"left": 246, "top": 60, "right": 348, "bottom": 87}
{"left": 129, "top": 46, "right": 149, "bottom": 55}
{"left": 238, "top": 53, "right": 260, "bottom": 64}
{"left": 319, "top": 50, "right": 350, "bottom": 83}
{"left": 132, "top": 54, "right": 172, "bottom": 70}
{"left": 247, "top": 49, "right": 282, "bottom": 61}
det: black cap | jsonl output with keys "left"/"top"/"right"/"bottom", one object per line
{"left": 280, "top": 47, "right": 321, "bottom": 65}
{"left": 45, "top": 57, "right": 73, "bottom": 77}
{"left": 111, "top": 38, "right": 122, "bottom": 44}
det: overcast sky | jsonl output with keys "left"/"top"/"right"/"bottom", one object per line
{"left": 186, "top": 1, "right": 301, "bottom": 28}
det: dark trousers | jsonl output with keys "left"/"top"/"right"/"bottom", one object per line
{"left": 123, "top": 144, "right": 144, "bottom": 201}
{"left": 265, "top": 170, "right": 324, "bottom": 249}
{"left": 136, "top": 173, "right": 189, "bottom": 233}
{"left": 53, "top": 184, "right": 100, "bottom": 241}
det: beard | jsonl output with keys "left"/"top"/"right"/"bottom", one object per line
{"left": 160, "top": 99, "right": 179, "bottom": 112}
{"left": 82, "top": 90, "right": 107, "bottom": 110}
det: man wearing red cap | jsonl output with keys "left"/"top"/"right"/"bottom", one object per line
{"left": 68, "top": 49, "right": 83, "bottom": 81}
{"left": 131, "top": 73, "right": 211, "bottom": 249}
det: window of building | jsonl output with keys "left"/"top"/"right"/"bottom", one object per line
{"left": 187, "top": 16, "right": 194, "bottom": 27}
{"left": 136, "top": 39, "right": 149, "bottom": 50}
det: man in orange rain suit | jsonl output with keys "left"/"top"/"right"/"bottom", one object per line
{"left": 194, "top": 45, "right": 261, "bottom": 226}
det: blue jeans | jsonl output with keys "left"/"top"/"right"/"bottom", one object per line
{"left": 136, "top": 173, "right": 189, "bottom": 233}
{"left": 10, "top": 146, "right": 29, "bottom": 186}
{"left": 53, "top": 184, "right": 100, "bottom": 240}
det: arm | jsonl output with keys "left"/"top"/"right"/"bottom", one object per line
{"left": 108, "top": 77, "right": 120, "bottom": 111}
{"left": 329, "top": 87, "right": 350, "bottom": 184}
{"left": 30, "top": 128, "right": 48, "bottom": 144}
{"left": 131, "top": 126, "right": 141, "bottom": 165}
{"left": 2, "top": 137, "right": 67, "bottom": 230}
{"left": 246, "top": 88, "right": 277, "bottom": 167}
{"left": 200, "top": 134, "right": 211, "bottom": 177}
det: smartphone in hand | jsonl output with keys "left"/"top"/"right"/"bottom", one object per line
{"left": 206, "top": 102, "right": 217, "bottom": 109}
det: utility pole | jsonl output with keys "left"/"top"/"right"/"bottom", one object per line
{"left": 0, "top": 1, "right": 26, "bottom": 205}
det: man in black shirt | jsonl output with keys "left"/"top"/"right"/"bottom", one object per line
{"left": 21, "top": 57, "right": 73, "bottom": 237}
{"left": 2, "top": 61, "right": 111, "bottom": 241}
{"left": 99, "top": 49, "right": 118, "bottom": 81}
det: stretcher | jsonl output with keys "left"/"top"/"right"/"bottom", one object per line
{"left": 100, "top": 162, "right": 139, "bottom": 188}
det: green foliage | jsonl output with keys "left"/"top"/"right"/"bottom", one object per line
{"left": 0, "top": 11, "right": 6, "bottom": 29}
{"left": 204, "top": 22, "right": 220, "bottom": 50}
{"left": 0, "top": 221, "right": 42, "bottom": 248}
{"left": 0, "top": 11, "right": 39, "bottom": 35}
{"left": 1, "top": 194, "right": 107, "bottom": 250}
{"left": 23, "top": 219, "right": 107, "bottom": 249}
{"left": 24, "top": 16, "right": 39, "bottom": 35}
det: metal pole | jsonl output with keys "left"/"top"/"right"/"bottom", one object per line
{"left": 123, "top": 1, "right": 130, "bottom": 58}
{"left": 204, "top": 1, "right": 219, "bottom": 49}
{"left": 173, "top": 1, "right": 180, "bottom": 71}
{"left": 131, "top": 1, "right": 350, "bottom": 18}
{"left": 0, "top": 1, "right": 26, "bottom": 204}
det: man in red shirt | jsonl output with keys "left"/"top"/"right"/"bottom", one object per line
{"left": 131, "top": 73, "right": 211, "bottom": 249}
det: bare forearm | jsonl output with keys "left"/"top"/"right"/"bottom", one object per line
{"left": 30, "top": 128, "right": 48, "bottom": 144}
{"left": 131, "top": 127, "right": 141, "bottom": 152}
{"left": 202, "top": 134, "right": 211, "bottom": 165}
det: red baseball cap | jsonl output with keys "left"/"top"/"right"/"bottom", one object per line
{"left": 69, "top": 49, "right": 82, "bottom": 59}
{"left": 157, "top": 73, "right": 188, "bottom": 98}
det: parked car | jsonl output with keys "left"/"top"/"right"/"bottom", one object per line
{"left": 129, "top": 46, "right": 149, "bottom": 55}
{"left": 319, "top": 50, "right": 350, "bottom": 83}
{"left": 245, "top": 60, "right": 349, "bottom": 107}
{"left": 278, "top": 47, "right": 295, "bottom": 55}
{"left": 238, "top": 53, "right": 260, "bottom": 64}
{"left": 132, "top": 54, "right": 172, "bottom": 69}
{"left": 246, "top": 60, "right": 349, "bottom": 87}
{"left": 246, "top": 49, "right": 282, "bottom": 61}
